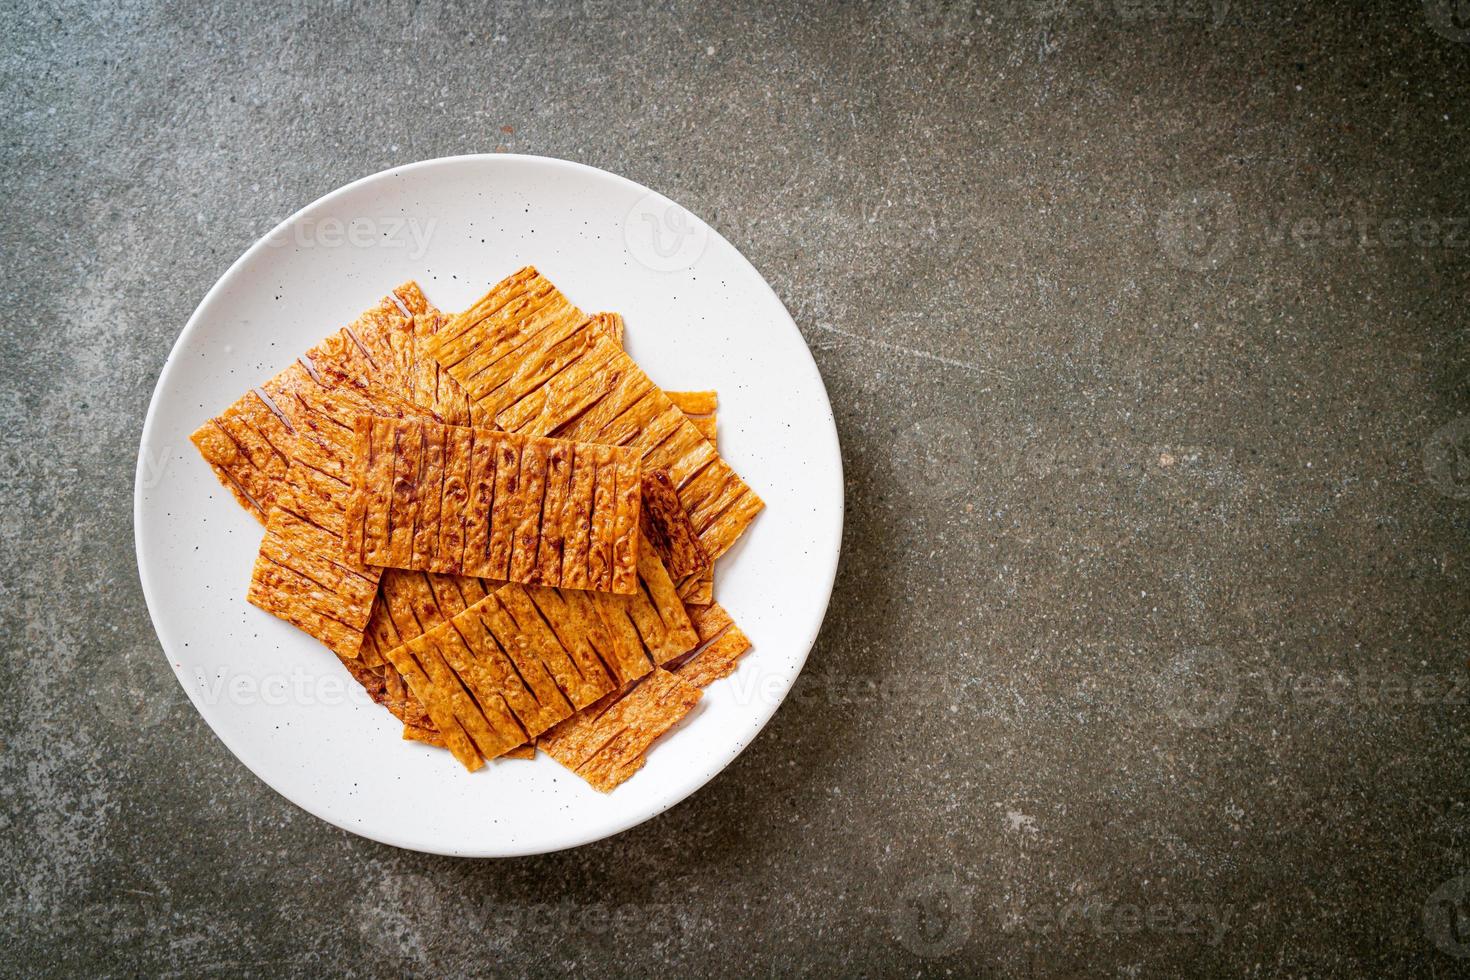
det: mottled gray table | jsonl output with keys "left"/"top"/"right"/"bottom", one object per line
{"left": 3, "top": 0, "right": 1467, "bottom": 975}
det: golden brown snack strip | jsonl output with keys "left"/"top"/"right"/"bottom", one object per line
{"left": 496, "top": 587, "right": 611, "bottom": 709}
{"left": 587, "top": 447, "right": 617, "bottom": 592}
{"left": 588, "top": 311, "right": 624, "bottom": 346}
{"left": 247, "top": 498, "right": 382, "bottom": 658}
{"left": 385, "top": 419, "right": 423, "bottom": 565}
{"left": 190, "top": 390, "right": 293, "bottom": 520}
{"left": 427, "top": 268, "right": 762, "bottom": 561}
{"left": 610, "top": 450, "right": 643, "bottom": 595}
{"left": 664, "top": 392, "right": 717, "bottom": 605}
{"left": 538, "top": 668, "right": 702, "bottom": 792}
{"left": 668, "top": 602, "right": 753, "bottom": 688}
{"left": 345, "top": 418, "right": 641, "bottom": 594}
{"left": 525, "top": 586, "right": 642, "bottom": 687}
{"left": 370, "top": 548, "right": 698, "bottom": 768}
{"left": 378, "top": 640, "right": 482, "bottom": 770}
{"left": 484, "top": 432, "right": 524, "bottom": 579}
{"left": 403, "top": 724, "right": 446, "bottom": 748}
{"left": 508, "top": 438, "right": 550, "bottom": 583}
{"left": 241, "top": 292, "right": 441, "bottom": 657}
{"left": 360, "top": 569, "right": 500, "bottom": 665}
{"left": 336, "top": 651, "right": 439, "bottom": 741}
{"left": 191, "top": 283, "right": 431, "bottom": 525}
{"left": 380, "top": 582, "right": 636, "bottom": 770}
{"left": 535, "top": 443, "right": 573, "bottom": 586}
{"left": 665, "top": 390, "right": 718, "bottom": 421}
{"left": 540, "top": 600, "right": 750, "bottom": 791}
{"left": 559, "top": 446, "right": 597, "bottom": 591}
{"left": 640, "top": 468, "right": 710, "bottom": 580}
{"left": 384, "top": 640, "right": 498, "bottom": 770}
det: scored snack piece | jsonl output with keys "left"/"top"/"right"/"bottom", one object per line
{"left": 344, "top": 417, "right": 642, "bottom": 595}
{"left": 245, "top": 383, "right": 436, "bottom": 656}
{"left": 191, "top": 283, "right": 431, "bottom": 522}
{"left": 377, "top": 548, "right": 700, "bottom": 771}
{"left": 360, "top": 569, "right": 500, "bottom": 666}
{"left": 668, "top": 601, "right": 753, "bottom": 688}
{"left": 238, "top": 290, "right": 442, "bottom": 658}
{"left": 538, "top": 669, "right": 701, "bottom": 792}
{"left": 358, "top": 570, "right": 501, "bottom": 746}
{"left": 400, "top": 307, "right": 487, "bottom": 428}
{"left": 640, "top": 468, "right": 709, "bottom": 579}
{"left": 350, "top": 306, "right": 491, "bottom": 734}
{"left": 538, "top": 600, "right": 751, "bottom": 792}
{"left": 666, "top": 390, "right": 717, "bottom": 445}
{"left": 665, "top": 391, "right": 718, "bottom": 606}
{"left": 337, "top": 651, "right": 441, "bottom": 744}
{"left": 427, "top": 267, "right": 763, "bottom": 563}
{"left": 590, "top": 546, "right": 701, "bottom": 680}
{"left": 248, "top": 507, "right": 382, "bottom": 657}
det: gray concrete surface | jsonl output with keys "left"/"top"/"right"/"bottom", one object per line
{"left": 3, "top": 0, "right": 1468, "bottom": 975}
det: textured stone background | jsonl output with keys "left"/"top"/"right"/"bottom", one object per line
{"left": 3, "top": 0, "right": 1468, "bottom": 975}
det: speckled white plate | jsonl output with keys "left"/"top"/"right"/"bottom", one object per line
{"left": 134, "top": 155, "right": 842, "bottom": 856}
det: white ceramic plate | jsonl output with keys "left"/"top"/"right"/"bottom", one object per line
{"left": 134, "top": 155, "right": 843, "bottom": 856}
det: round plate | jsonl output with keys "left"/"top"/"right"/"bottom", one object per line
{"left": 134, "top": 155, "right": 843, "bottom": 856}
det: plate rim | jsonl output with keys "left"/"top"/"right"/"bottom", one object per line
{"left": 133, "top": 153, "right": 844, "bottom": 856}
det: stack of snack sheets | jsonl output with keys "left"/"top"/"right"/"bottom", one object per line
{"left": 191, "top": 267, "right": 762, "bottom": 792}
